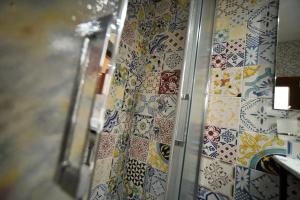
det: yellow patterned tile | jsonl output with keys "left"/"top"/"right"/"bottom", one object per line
{"left": 229, "top": 25, "right": 247, "bottom": 40}
{"left": 147, "top": 141, "right": 169, "bottom": 173}
{"left": 106, "top": 85, "right": 125, "bottom": 110}
{"left": 237, "top": 132, "right": 286, "bottom": 168}
{"left": 209, "top": 67, "right": 243, "bottom": 97}
{"left": 215, "top": 16, "right": 230, "bottom": 32}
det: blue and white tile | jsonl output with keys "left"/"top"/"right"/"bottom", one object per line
{"left": 240, "top": 98, "right": 288, "bottom": 134}
{"left": 103, "top": 109, "right": 120, "bottom": 133}
{"left": 163, "top": 50, "right": 184, "bottom": 70}
{"left": 235, "top": 165, "right": 280, "bottom": 200}
{"left": 199, "top": 156, "right": 234, "bottom": 198}
{"left": 242, "top": 65, "right": 274, "bottom": 98}
{"left": 132, "top": 114, "right": 154, "bottom": 139}
{"left": 90, "top": 184, "right": 108, "bottom": 200}
{"left": 247, "top": 0, "right": 278, "bottom": 37}
{"left": 214, "top": 29, "right": 229, "bottom": 43}
{"left": 213, "top": 42, "right": 227, "bottom": 54}
{"left": 135, "top": 94, "right": 158, "bottom": 117}
{"left": 197, "top": 186, "right": 229, "bottom": 200}
{"left": 156, "top": 94, "right": 177, "bottom": 119}
{"left": 144, "top": 166, "right": 168, "bottom": 199}
{"left": 226, "top": 52, "right": 244, "bottom": 67}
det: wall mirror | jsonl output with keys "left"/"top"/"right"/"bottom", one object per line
{"left": 274, "top": 0, "right": 300, "bottom": 110}
{"left": 54, "top": 1, "right": 127, "bottom": 199}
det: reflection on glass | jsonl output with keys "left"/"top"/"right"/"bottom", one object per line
{"left": 274, "top": 0, "right": 300, "bottom": 110}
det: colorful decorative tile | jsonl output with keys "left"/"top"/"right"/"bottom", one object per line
{"left": 199, "top": 156, "right": 234, "bottom": 198}
{"left": 164, "top": 28, "right": 187, "bottom": 52}
{"left": 122, "top": 90, "right": 138, "bottom": 111}
{"left": 213, "top": 42, "right": 227, "bottom": 54}
{"left": 149, "top": 34, "right": 169, "bottom": 55}
{"left": 141, "top": 72, "right": 160, "bottom": 94}
{"left": 135, "top": 94, "right": 158, "bottom": 117}
{"left": 97, "top": 133, "right": 116, "bottom": 160}
{"left": 103, "top": 109, "right": 120, "bottom": 133}
{"left": 235, "top": 165, "right": 280, "bottom": 200}
{"left": 158, "top": 70, "right": 181, "bottom": 94}
{"left": 125, "top": 71, "right": 143, "bottom": 92}
{"left": 163, "top": 50, "right": 184, "bottom": 70}
{"left": 156, "top": 94, "right": 177, "bottom": 119}
{"left": 219, "top": 131, "right": 237, "bottom": 164}
{"left": 113, "top": 133, "right": 130, "bottom": 158}
{"left": 106, "top": 176, "right": 123, "bottom": 199}
{"left": 287, "top": 173, "right": 300, "bottom": 200}
{"left": 129, "top": 136, "right": 149, "bottom": 162}
{"left": 144, "top": 166, "right": 168, "bottom": 199}
{"left": 226, "top": 38, "right": 245, "bottom": 54}
{"left": 223, "top": 0, "right": 248, "bottom": 17}
{"left": 204, "top": 125, "right": 221, "bottom": 143}
{"left": 148, "top": 141, "right": 170, "bottom": 173}
{"left": 92, "top": 158, "right": 113, "bottom": 187}
{"left": 90, "top": 184, "right": 108, "bottom": 200}
{"left": 215, "top": 16, "right": 230, "bottom": 31}
{"left": 209, "top": 67, "right": 242, "bottom": 97}
{"left": 111, "top": 65, "right": 129, "bottom": 86}
{"left": 211, "top": 54, "right": 227, "bottom": 69}
{"left": 229, "top": 24, "right": 247, "bottom": 40}
{"left": 124, "top": 178, "right": 144, "bottom": 200}
{"left": 169, "top": 0, "right": 190, "bottom": 31}
{"left": 247, "top": 0, "right": 278, "bottom": 37}
{"left": 203, "top": 125, "right": 238, "bottom": 163}
{"left": 245, "top": 46, "right": 258, "bottom": 66}
{"left": 226, "top": 52, "right": 244, "bottom": 67}
{"left": 206, "top": 96, "right": 241, "bottom": 130}
{"left": 220, "top": 128, "right": 238, "bottom": 146}
{"left": 217, "top": 142, "right": 237, "bottom": 164}
{"left": 197, "top": 186, "right": 229, "bottom": 200}
{"left": 121, "top": 20, "right": 137, "bottom": 47}
{"left": 230, "top": 10, "right": 248, "bottom": 27}
{"left": 258, "top": 40, "right": 275, "bottom": 65}
{"left": 152, "top": 117, "right": 174, "bottom": 145}
{"left": 144, "top": 53, "right": 163, "bottom": 73}
{"left": 106, "top": 86, "right": 125, "bottom": 110}
{"left": 240, "top": 98, "right": 288, "bottom": 134}
{"left": 133, "top": 114, "right": 154, "bottom": 139}
{"left": 110, "top": 156, "right": 126, "bottom": 178}
{"left": 242, "top": 65, "right": 274, "bottom": 98}
{"left": 237, "top": 131, "right": 286, "bottom": 168}
{"left": 126, "top": 158, "right": 147, "bottom": 187}
{"left": 213, "top": 29, "right": 229, "bottom": 43}
{"left": 202, "top": 126, "right": 219, "bottom": 158}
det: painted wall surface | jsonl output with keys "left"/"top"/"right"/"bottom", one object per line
{"left": 198, "top": 0, "right": 300, "bottom": 200}
{"left": 90, "top": 0, "right": 190, "bottom": 199}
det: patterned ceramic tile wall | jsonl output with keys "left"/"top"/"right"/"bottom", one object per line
{"left": 199, "top": 0, "right": 300, "bottom": 199}
{"left": 90, "top": 0, "right": 190, "bottom": 199}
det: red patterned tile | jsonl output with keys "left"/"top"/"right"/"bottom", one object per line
{"left": 204, "top": 125, "right": 221, "bottom": 143}
{"left": 97, "top": 133, "right": 116, "bottom": 159}
{"left": 211, "top": 54, "right": 226, "bottom": 69}
{"left": 129, "top": 136, "right": 149, "bottom": 162}
{"left": 217, "top": 142, "right": 237, "bottom": 163}
{"left": 158, "top": 70, "right": 181, "bottom": 94}
{"left": 152, "top": 117, "right": 174, "bottom": 145}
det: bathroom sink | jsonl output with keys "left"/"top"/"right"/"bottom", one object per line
{"left": 273, "top": 155, "right": 300, "bottom": 179}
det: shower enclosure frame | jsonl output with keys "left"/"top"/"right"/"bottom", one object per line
{"left": 166, "top": 0, "right": 216, "bottom": 199}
